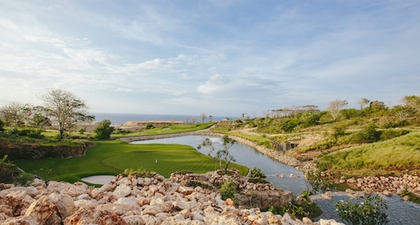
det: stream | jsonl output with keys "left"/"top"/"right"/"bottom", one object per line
{"left": 133, "top": 135, "right": 420, "bottom": 224}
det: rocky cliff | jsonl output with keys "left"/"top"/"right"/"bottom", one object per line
{"left": 0, "top": 172, "right": 344, "bottom": 225}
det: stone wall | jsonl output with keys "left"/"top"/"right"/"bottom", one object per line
{"left": 346, "top": 174, "right": 420, "bottom": 197}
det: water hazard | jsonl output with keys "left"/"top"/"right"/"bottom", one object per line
{"left": 133, "top": 135, "right": 420, "bottom": 224}
{"left": 132, "top": 135, "right": 309, "bottom": 195}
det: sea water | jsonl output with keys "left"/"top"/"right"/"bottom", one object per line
{"left": 93, "top": 112, "right": 237, "bottom": 125}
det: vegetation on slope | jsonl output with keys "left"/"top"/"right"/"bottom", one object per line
{"left": 211, "top": 96, "right": 420, "bottom": 179}
{"left": 317, "top": 132, "right": 420, "bottom": 177}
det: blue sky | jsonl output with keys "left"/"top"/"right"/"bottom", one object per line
{"left": 0, "top": 1, "right": 419, "bottom": 117}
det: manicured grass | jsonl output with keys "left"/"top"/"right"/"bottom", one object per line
{"left": 318, "top": 132, "right": 420, "bottom": 177}
{"left": 14, "top": 140, "right": 248, "bottom": 183}
{"left": 112, "top": 122, "right": 215, "bottom": 138}
{"left": 228, "top": 132, "right": 273, "bottom": 149}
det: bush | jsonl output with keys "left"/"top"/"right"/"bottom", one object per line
{"left": 335, "top": 194, "right": 389, "bottom": 225}
{"left": 0, "top": 155, "right": 34, "bottom": 185}
{"left": 94, "top": 119, "right": 115, "bottom": 140}
{"left": 219, "top": 179, "right": 237, "bottom": 200}
{"left": 249, "top": 167, "right": 267, "bottom": 183}
{"left": 379, "top": 129, "right": 409, "bottom": 141}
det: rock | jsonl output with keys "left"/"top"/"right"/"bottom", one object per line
{"left": 302, "top": 217, "right": 312, "bottom": 224}
{"left": 347, "top": 178, "right": 356, "bottom": 184}
{"left": 113, "top": 184, "right": 132, "bottom": 198}
{"left": 225, "top": 198, "right": 235, "bottom": 206}
{"left": 403, "top": 195, "right": 410, "bottom": 201}
{"left": 321, "top": 191, "right": 332, "bottom": 200}
{"left": 116, "top": 196, "right": 137, "bottom": 206}
{"left": 319, "top": 219, "right": 346, "bottom": 225}
{"left": 24, "top": 193, "right": 62, "bottom": 224}
{"left": 64, "top": 207, "right": 128, "bottom": 225}
{"left": 141, "top": 205, "right": 161, "bottom": 216}
{"left": 52, "top": 193, "right": 76, "bottom": 218}
{"left": 0, "top": 170, "right": 346, "bottom": 225}
{"left": 383, "top": 190, "right": 393, "bottom": 197}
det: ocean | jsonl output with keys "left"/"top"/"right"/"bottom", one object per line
{"left": 93, "top": 113, "right": 237, "bottom": 125}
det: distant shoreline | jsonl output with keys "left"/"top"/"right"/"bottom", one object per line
{"left": 93, "top": 112, "right": 238, "bottom": 125}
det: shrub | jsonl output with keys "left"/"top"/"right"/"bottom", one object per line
{"left": 219, "top": 179, "right": 237, "bottom": 200}
{"left": 94, "top": 119, "right": 115, "bottom": 140}
{"left": 379, "top": 129, "right": 409, "bottom": 141}
{"left": 0, "top": 155, "right": 34, "bottom": 185}
{"left": 0, "top": 118, "right": 4, "bottom": 131}
{"left": 335, "top": 194, "right": 389, "bottom": 225}
{"left": 249, "top": 167, "right": 267, "bottom": 183}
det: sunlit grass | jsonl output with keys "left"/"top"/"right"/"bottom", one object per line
{"left": 112, "top": 122, "right": 215, "bottom": 138}
{"left": 14, "top": 140, "right": 248, "bottom": 183}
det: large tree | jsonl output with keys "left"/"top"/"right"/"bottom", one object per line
{"left": 401, "top": 95, "right": 420, "bottom": 113}
{"left": 0, "top": 102, "right": 32, "bottom": 127}
{"left": 40, "top": 89, "right": 94, "bottom": 141}
{"left": 327, "top": 99, "right": 348, "bottom": 121}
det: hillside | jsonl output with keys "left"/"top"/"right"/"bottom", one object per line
{"left": 317, "top": 131, "right": 420, "bottom": 177}
{"left": 211, "top": 98, "right": 420, "bottom": 181}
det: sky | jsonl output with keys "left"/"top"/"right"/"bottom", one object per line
{"left": 0, "top": 1, "right": 419, "bottom": 117}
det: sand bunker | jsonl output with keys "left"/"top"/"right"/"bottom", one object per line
{"left": 81, "top": 175, "right": 115, "bottom": 185}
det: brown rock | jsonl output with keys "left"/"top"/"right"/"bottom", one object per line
{"left": 225, "top": 198, "right": 235, "bottom": 206}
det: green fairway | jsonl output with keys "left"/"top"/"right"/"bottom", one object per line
{"left": 14, "top": 140, "right": 249, "bottom": 183}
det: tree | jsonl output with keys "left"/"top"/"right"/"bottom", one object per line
{"left": 94, "top": 119, "right": 115, "bottom": 140}
{"left": 401, "top": 95, "right": 420, "bottom": 113}
{"left": 0, "top": 102, "right": 32, "bottom": 127}
{"left": 358, "top": 98, "right": 370, "bottom": 110}
{"left": 40, "top": 89, "right": 94, "bottom": 141}
{"left": 369, "top": 100, "right": 387, "bottom": 111}
{"left": 197, "top": 135, "right": 236, "bottom": 172}
{"left": 217, "top": 135, "right": 236, "bottom": 172}
{"left": 200, "top": 113, "right": 207, "bottom": 122}
{"left": 327, "top": 99, "right": 348, "bottom": 121}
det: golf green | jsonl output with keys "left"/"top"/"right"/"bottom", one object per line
{"left": 14, "top": 140, "right": 249, "bottom": 183}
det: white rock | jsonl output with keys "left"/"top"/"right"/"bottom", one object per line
{"left": 66, "top": 182, "right": 88, "bottom": 197}
{"left": 116, "top": 196, "right": 138, "bottom": 206}
{"left": 113, "top": 184, "right": 132, "bottom": 198}
{"left": 98, "top": 183, "right": 114, "bottom": 192}
{"left": 319, "top": 219, "right": 346, "bottom": 225}
{"left": 193, "top": 212, "right": 204, "bottom": 221}
{"left": 123, "top": 215, "right": 144, "bottom": 224}
{"left": 141, "top": 205, "right": 161, "bottom": 216}
{"left": 74, "top": 199, "right": 97, "bottom": 209}
{"left": 97, "top": 203, "right": 138, "bottom": 215}
{"left": 53, "top": 193, "right": 76, "bottom": 218}
{"left": 150, "top": 197, "right": 165, "bottom": 206}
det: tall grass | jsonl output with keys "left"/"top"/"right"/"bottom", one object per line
{"left": 319, "top": 132, "right": 420, "bottom": 176}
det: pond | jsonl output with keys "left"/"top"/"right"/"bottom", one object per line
{"left": 133, "top": 135, "right": 309, "bottom": 195}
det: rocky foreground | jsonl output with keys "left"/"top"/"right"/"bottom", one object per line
{"left": 0, "top": 171, "right": 344, "bottom": 225}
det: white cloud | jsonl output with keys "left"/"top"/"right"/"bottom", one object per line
{"left": 0, "top": 1, "right": 419, "bottom": 115}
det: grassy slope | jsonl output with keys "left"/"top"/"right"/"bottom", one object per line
{"left": 14, "top": 140, "right": 248, "bottom": 183}
{"left": 318, "top": 131, "right": 420, "bottom": 177}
